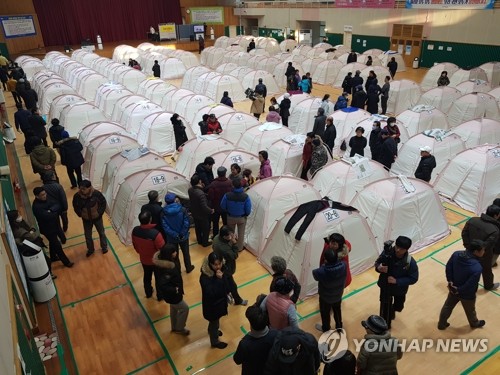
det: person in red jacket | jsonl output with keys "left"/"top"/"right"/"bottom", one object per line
{"left": 301, "top": 132, "right": 315, "bottom": 180}
{"left": 132, "top": 210, "right": 165, "bottom": 299}
{"left": 320, "top": 233, "right": 352, "bottom": 288}
{"left": 207, "top": 114, "right": 223, "bottom": 135}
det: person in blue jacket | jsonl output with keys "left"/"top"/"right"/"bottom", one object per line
{"left": 438, "top": 240, "right": 486, "bottom": 330}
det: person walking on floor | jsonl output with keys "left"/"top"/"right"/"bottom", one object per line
{"left": 380, "top": 76, "right": 390, "bottom": 115}
{"left": 461, "top": 204, "right": 500, "bottom": 291}
{"left": 300, "top": 132, "right": 315, "bottom": 180}
{"left": 72, "top": 180, "right": 108, "bottom": 257}
{"left": 255, "top": 78, "right": 267, "bottom": 112}
{"left": 213, "top": 225, "right": 248, "bottom": 306}
{"left": 312, "top": 107, "right": 327, "bottom": 140}
{"left": 313, "top": 249, "right": 346, "bottom": 332}
{"left": 387, "top": 57, "right": 398, "bottom": 79}
{"left": 369, "top": 120, "right": 382, "bottom": 161}
{"left": 28, "top": 108, "right": 47, "bottom": 146}
{"left": 279, "top": 93, "right": 291, "bottom": 127}
{"left": 132, "top": 210, "right": 165, "bottom": 299}
{"left": 270, "top": 256, "right": 301, "bottom": 304}
{"left": 438, "top": 240, "right": 486, "bottom": 330}
{"left": 42, "top": 170, "right": 68, "bottom": 240}
{"left": 48, "top": 118, "right": 65, "bottom": 148}
{"left": 171, "top": 113, "right": 188, "bottom": 151}
{"left": 341, "top": 72, "right": 353, "bottom": 96}
{"left": 14, "top": 102, "right": 31, "bottom": 133}
{"left": 32, "top": 187, "right": 73, "bottom": 268}
{"left": 6, "top": 75, "right": 22, "bottom": 105}
{"left": 200, "top": 252, "right": 230, "bottom": 349}
{"left": 57, "top": 130, "right": 84, "bottom": 189}
{"left": 161, "top": 193, "right": 195, "bottom": 273}
{"left": 378, "top": 129, "right": 397, "bottom": 171}
{"left": 220, "top": 178, "right": 252, "bottom": 252}
{"left": 207, "top": 166, "right": 232, "bottom": 238}
{"left": 154, "top": 244, "right": 190, "bottom": 335}
{"left": 250, "top": 92, "right": 265, "bottom": 119}
{"left": 323, "top": 116, "right": 336, "bottom": 156}
{"left": 29, "top": 138, "right": 57, "bottom": 179}
{"left": 152, "top": 60, "right": 161, "bottom": 78}
{"left": 188, "top": 175, "right": 214, "bottom": 247}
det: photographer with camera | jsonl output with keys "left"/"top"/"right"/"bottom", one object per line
{"left": 247, "top": 88, "right": 264, "bottom": 120}
{"left": 374, "top": 236, "right": 419, "bottom": 329}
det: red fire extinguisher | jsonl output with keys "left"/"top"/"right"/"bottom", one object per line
{"left": 13, "top": 178, "right": 21, "bottom": 193}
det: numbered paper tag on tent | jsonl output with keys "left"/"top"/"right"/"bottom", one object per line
{"left": 230, "top": 154, "right": 243, "bottom": 164}
{"left": 323, "top": 209, "right": 340, "bottom": 223}
{"left": 151, "top": 174, "right": 166, "bottom": 185}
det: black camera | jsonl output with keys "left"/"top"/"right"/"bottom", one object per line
{"left": 245, "top": 88, "right": 256, "bottom": 100}
{"left": 383, "top": 240, "right": 394, "bottom": 253}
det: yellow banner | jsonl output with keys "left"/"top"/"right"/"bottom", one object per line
{"left": 160, "top": 24, "right": 175, "bottom": 33}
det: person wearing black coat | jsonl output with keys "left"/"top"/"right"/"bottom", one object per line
{"left": 48, "top": 118, "right": 65, "bottom": 148}
{"left": 341, "top": 72, "right": 353, "bottom": 95}
{"left": 323, "top": 117, "right": 336, "bottom": 155}
{"left": 280, "top": 94, "right": 291, "bottom": 127}
{"left": 140, "top": 190, "right": 164, "bottom": 236}
{"left": 351, "top": 86, "right": 367, "bottom": 109}
{"left": 414, "top": 146, "right": 437, "bottom": 182}
{"left": 200, "top": 252, "right": 230, "bottom": 349}
{"left": 171, "top": 113, "right": 188, "bottom": 151}
{"left": 365, "top": 71, "right": 378, "bottom": 93}
{"left": 32, "top": 187, "right": 73, "bottom": 267}
{"left": 369, "top": 121, "right": 382, "bottom": 161}
{"left": 20, "top": 87, "right": 38, "bottom": 111}
{"left": 152, "top": 60, "right": 161, "bottom": 78}
{"left": 154, "top": 244, "right": 190, "bottom": 335}
{"left": 350, "top": 70, "right": 363, "bottom": 95}
{"left": 220, "top": 91, "right": 234, "bottom": 107}
{"left": 15, "top": 78, "right": 27, "bottom": 95}
{"left": 387, "top": 57, "right": 398, "bottom": 79}
{"left": 312, "top": 108, "right": 327, "bottom": 140}
{"left": 28, "top": 108, "right": 48, "bottom": 146}
{"left": 23, "top": 129, "right": 40, "bottom": 155}
{"left": 346, "top": 51, "right": 357, "bottom": 64}
{"left": 349, "top": 127, "right": 367, "bottom": 157}
{"left": 366, "top": 85, "right": 380, "bottom": 115}
{"left": 57, "top": 131, "right": 84, "bottom": 188}
{"left": 42, "top": 170, "right": 69, "bottom": 237}
{"left": 195, "top": 157, "right": 215, "bottom": 188}
{"left": 14, "top": 102, "right": 31, "bottom": 133}
{"left": 379, "top": 129, "right": 398, "bottom": 170}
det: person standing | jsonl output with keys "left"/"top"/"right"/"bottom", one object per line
{"left": 195, "top": 156, "right": 215, "bottom": 189}
{"left": 57, "top": 130, "right": 84, "bottom": 189}
{"left": 380, "top": 76, "right": 390, "bottom": 115}
{"left": 265, "top": 106, "right": 281, "bottom": 123}
{"left": 258, "top": 150, "right": 272, "bottom": 179}
{"left": 234, "top": 305, "right": 278, "bottom": 374}
{"left": 300, "top": 132, "right": 314, "bottom": 180}
{"left": 309, "top": 138, "right": 328, "bottom": 177}
{"left": 387, "top": 57, "right": 398, "bottom": 79}
{"left": 154, "top": 244, "right": 190, "bottom": 335}
{"left": 375, "top": 236, "right": 419, "bottom": 329}
{"left": 351, "top": 85, "right": 367, "bottom": 109}
{"left": 6, "top": 75, "right": 22, "bottom": 105}
{"left": 207, "top": 167, "right": 232, "bottom": 238}
{"left": 366, "top": 56, "right": 373, "bottom": 66}
{"left": 72, "top": 180, "right": 108, "bottom": 257}
{"left": 384, "top": 116, "right": 401, "bottom": 144}
{"left": 200, "top": 252, "right": 230, "bottom": 349}
{"left": 350, "top": 70, "right": 363, "bottom": 95}
{"left": 42, "top": 170, "right": 69, "bottom": 238}
{"left": 48, "top": 118, "right": 64, "bottom": 148}
{"left": 255, "top": 78, "right": 267, "bottom": 112}
{"left": 32, "top": 187, "right": 73, "bottom": 268}
{"left": 461, "top": 204, "right": 500, "bottom": 291}
{"left": 341, "top": 72, "right": 353, "bottom": 96}
{"left": 320, "top": 94, "right": 331, "bottom": 115}
{"left": 14, "top": 102, "right": 31, "bottom": 133}
{"left": 366, "top": 85, "right": 380, "bottom": 115}
{"left": 334, "top": 92, "right": 349, "bottom": 111}
{"left": 437, "top": 71, "right": 450, "bottom": 86}
{"left": 270, "top": 256, "right": 301, "bottom": 304}
{"left": 260, "top": 277, "right": 299, "bottom": 330}
{"left": 347, "top": 50, "right": 357, "bottom": 64}
{"left": 298, "top": 75, "right": 311, "bottom": 93}
{"left": 140, "top": 190, "right": 164, "bottom": 236}
{"left": 312, "top": 107, "right": 327, "bottom": 140}
{"left": 152, "top": 60, "right": 161, "bottom": 78}
{"left": 132, "top": 211, "right": 165, "bottom": 298}
{"left": 21, "top": 86, "right": 39, "bottom": 111}
{"left": 414, "top": 146, "right": 437, "bottom": 182}
{"left": 313, "top": 249, "right": 346, "bottom": 332}
{"left": 188, "top": 175, "right": 214, "bottom": 247}
{"left": 369, "top": 121, "right": 382, "bottom": 161}
{"left": 379, "top": 129, "right": 397, "bottom": 171}
{"left": 171, "top": 113, "right": 188, "bottom": 151}
{"left": 161, "top": 193, "right": 195, "bottom": 273}
{"left": 213, "top": 225, "right": 248, "bottom": 305}
{"left": 349, "top": 126, "right": 367, "bottom": 157}
{"left": 220, "top": 178, "right": 252, "bottom": 252}
{"left": 364, "top": 71, "right": 378, "bottom": 94}
{"left": 250, "top": 93, "right": 265, "bottom": 119}
{"left": 323, "top": 117, "right": 336, "bottom": 155}
{"left": 198, "top": 114, "right": 209, "bottom": 135}
{"left": 29, "top": 138, "right": 56, "bottom": 178}
{"left": 279, "top": 93, "right": 291, "bottom": 127}
{"left": 220, "top": 91, "right": 233, "bottom": 108}
{"left": 28, "top": 108, "right": 47, "bottom": 146}
{"left": 438, "top": 240, "right": 486, "bottom": 330}
{"left": 320, "top": 233, "right": 353, "bottom": 288}
{"left": 198, "top": 36, "right": 205, "bottom": 54}
{"left": 357, "top": 315, "right": 402, "bottom": 374}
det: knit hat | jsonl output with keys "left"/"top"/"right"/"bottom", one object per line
{"left": 165, "top": 193, "right": 176, "bottom": 204}
{"left": 61, "top": 130, "right": 70, "bottom": 139}
{"left": 362, "top": 315, "right": 388, "bottom": 334}
{"left": 274, "top": 276, "right": 294, "bottom": 295}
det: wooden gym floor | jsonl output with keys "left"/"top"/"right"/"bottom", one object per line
{"left": 5, "top": 40, "right": 499, "bottom": 375}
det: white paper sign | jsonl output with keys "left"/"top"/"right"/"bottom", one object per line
{"left": 323, "top": 209, "right": 340, "bottom": 223}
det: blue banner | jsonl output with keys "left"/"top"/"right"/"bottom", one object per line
{"left": 0, "top": 16, "right": 37, "bottom": 38}
{"left": 406, "top": 0, "right": 495, "bottom": 8}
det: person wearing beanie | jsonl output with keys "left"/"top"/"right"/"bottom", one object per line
{"left": 207, "top": 166, "right": 232, "bottom": 237}
{"left": 357, "top": 315, "right": 402, "bottom": 374}
{"left": 375, "top": 236, "right": 419, "bottom": 329}
{"left": 48, "top": 118, "right": 65, "bottom": 148}
{"left": 220, "top": 91, "right": 233, "bottom": 108}
{"left": 160, "top": 193, "right": 194, "bottom": 273}
{"left": 279, "top": 93, "right": 291, "bottom": 127}
{"left": 260, "top": 276, "right": 299, "bottom": 330}
{"left": 57, "top": 130, "right": 84, "bottom": 188}
{"left": 140, "top": 190, "right": 164, "bottom": 236}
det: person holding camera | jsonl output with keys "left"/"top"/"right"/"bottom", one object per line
{"left": 374, "top": 236, "right": 419, "bottom": 329}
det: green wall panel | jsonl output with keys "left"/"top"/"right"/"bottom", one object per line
{"left": 0, "top": 43, "right": 9, "bottom": 59}
{"left": 326, "top": 33, "right": 343, "bottom": 46}
{"left": 351, "top": 35, "right": 390, "bottom": 53}
{"left": 258, "top": 28, "right": 294, "bottom": 43}
{"left": 420, "top": 40, "right": 500, "bottom": 68}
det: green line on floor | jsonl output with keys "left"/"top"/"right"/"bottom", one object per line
{"left": 126, "top": 356, "right": 165, "bottom": 375}
{"left": 460, "top": 345, "right": 499, "bottom": 374}
{"left": 240, "top": 325, "right": 248, "bottom": 335}
{"left": 191, "top": 351, "right": 236, "bottom": 374}
{"left": 430, "top": 256, "right": 447, "bottom": 267}
{"left": 452, "top": 217, "right": 470, "bottom": 227}
{"left": 417, "top": 237, "right": 462, "bottom": 263}
{"left": 108, "top": 240, "right": 179, "bottom": 375}
{"left": 61, "top": 283, "right": 127, "bottom": 308}
{"left": 124, "top": 261, "right": 141, "bottom": 269}
{"left": 443, "top": 204, "right": 472, "bottom": 219}
{"left": 65, "top": 226, "right": 113, "bottom": 241}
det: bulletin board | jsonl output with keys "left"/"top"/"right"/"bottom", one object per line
{"left": 158, "top": 23, "right": 176, "bottom": 41}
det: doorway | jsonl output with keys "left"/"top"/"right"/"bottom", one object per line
{"left": 343, "top": 32, "right": 352, "bottom": 50}
{"left": 296, "top": 20, "right": 323, "bottom": 46}
{"left": 391, "top": 24, "right": 423, "bottom": 67}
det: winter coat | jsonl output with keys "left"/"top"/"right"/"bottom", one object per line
{"left": 349, "top": 135, "right": 367, "bottom": 157}
{"left": 42, "top": 180, "right": 68, "bottom": 212}
{"left": 140, "top": 201, "right": 163, "bottom": 234}
{"left": 255, "top": 83, "right": 267, "bottom": 97}
{"left": 30, "top": 145, "right": 56, "bottom": 174}
{"left": 153, "top": 252, "right": 184, "bottom": 304}
{"left": 285, "top": 65, "right": 295, "bottom": 78}
{"left": 57, "top": 137, "right": 84, "bottom": 168}
{"left": 351, "top": 75, "right": 363, "bottom": 92}
{"left": 233, "top": 328, "right": 278, "bottom": 375}
{"left": 313, "top": 260, "right": 346, "bottom": 304}
{"left": 279, "top": 98, "right": 291, "bottom": 118}
{"left": 265, "top": 111, "right": 281, "bottom": 123}
{"left": 298, "top": 79, "right": 311, "bottom": 93}
{"left": 320, "top": 242, "right": 353, "bottom": 287}
{"left": 387, "top": 60, "right": 398, "bottom": 76}
{"left": 152, "top": 63, "right": 160, "bottom": 78}
{"left": 312, "top": 115, "right": 327, "bottom": 139}
{"left": 462, "top": 214, "right": 500, "bottom": 255}
{"left": 132, "top": 223, "right": 165, "bottom": 266}
{"left": 347, "top": 53, "right": 358, "bottom": 64}
{"left": 375, "top": 249, "right": 419, "bottom": 296}
{"left": 357, "top": 332, "right": 402, "bottom": 375}
{"left": 263, "top": 292, "right": 296, "bottom": 330}
{"left": 414, "top": 154, "right": 436, "bottom": 182}
{"left": 220, "top": 96, "right": 233, "bottom": 107}
{"left": 369, "top": 127, "right": 382, "bottom": 161}
{"left": 264, "top": 328, "right": 320, "bottom": 375}
{"left": 28, "top": 114, "right": 47, "bottom": 140}
{"left": 381, "top": 82, "right": 390, "bottom": 98}
{"left": 21, "top": 89, "right": 38, "bottom": 110}
{"left": 195, "top": 162, "right": 214, "bottom": 188}
{"left": 198, "top": 120, "right": 208, "bottom": 135}
{"left": 199, "top": 256, "right": 230, "bottom": 321}
{"left": 188, "top": 185, "right": 212, "bottom": 219}
{"left": 302, "top": 142, "right": 313, "bottom": 167}
{"left": 352, "top": 90, "right": 367, "bottom": 109}
{"left": 14, "top": 108, "right": 31, "bottom": 133}
{"left": 342, "top": 75, "right": 353, "bottom": 94}
{"left": 379, "top": 137, "right": 397, "bottom": 169}
{"left": 366, "top": 91, "right": 379, "bottom": 114}
{"left": 160, "top": 203, "right": 190, "bottom": 243}
{"left": 446, "top": 250, "right": 483, "bottom": 300}
{"left": 250, "top": 95, "right": 265, "bottom": 115}
{"left": 207, "top": 119, "right": 223, "bottom": 134}
{"left": 212, "top": 234, "right": 239, "bottom": 275}
{"left": 270, "top": 270, "right": 301, "bottom": 304}
{"left": 32, "top": 198, "right": 61, "bottom": 236}
{"left": 172, "top": 118, "right": 188, "bottom": 150}
{"left": 259, "top": 159, "right": 272, "bottom": 179}
{"left": 437, "top": 76, "right": 450, "bottom": 87}
{"left": 323, "top": 124, "right": 337, "bottom": 153}
{"left": 365, "top": 76, "right": 378, "bottom": 93}
{"left": 310, "top": 145, "right": 328, "bottom": 176}
{"left": 384, "top": 124, "right": 401, "bottom": 143}
{"left": 334, "top": 95, "right": 348, "bottom": 111}
{"left": 48, "top": 124, "right": 64, "bottom": 147}
{"left": 72, "top": 188, "right": 106, "bottom": 221}
{"left": 207, "top": 177, "right": 232, "bottom": 213}
{"left": 220, "top": 187, "right": 252, "bottom": 217}
{"left": 11, "top": 219, "right": 45, "bottom": 249}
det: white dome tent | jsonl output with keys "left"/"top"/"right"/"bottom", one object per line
{"left": 447, "top": 93, "right": 500, "bottom": 127}
{"left": 181, "top": 66, "right": 212, "bottom": 91}
{"left": 267, "top": 135, "right": 307, "bottom": 177}
{"left": 160, "top": 89, "right": 196, "bottom": 113}
{"left": 216, "top": 63, "right": 238, "bottom": 75}
{"left": 48, "top": 94, "right": 86, "bottom": 121}
{"left": 420, "top": 63, "right": 460, "bottom": 91}
{"left": 452, "top": 118, "right": 500, "bottom": 148}
{"left": 59, "top": 102, "right": 107, "bottom": 135}
{"left": 211, "top": 150, "right": 260, "bottom": 175}
{"left": 94, "top": 83, "right": 133, "bottom": 118}
{"left": 363, "top": 49, "right": 384, "bottom": 57}
{"left": 273, "top": 61, "right": 304, "bottom": 88}
{"left": 288, "top": 98, "right": 323, "bottom": 134}
{"left": 200, "top": 47, "right": 226, "bottom": 69}
{"left": 479, "top": 61, "right": 500, "bottom": 87}
{"left": 228, "top": 66, "right": 253, "bottom": 81}
{"left": 121, "top": 101, "right": 163, "bottom": 136}
{"left": 391, "top": 131, "right": 466, "bottom": 183}
{"left": 82, "top": 134, "right": 140, "bottom": 190}
{"left": 311, "top": 158, "right": 390, "bottom": 203}
{"left": 20, "top": 59, "right": 46, "bottom": 80}
{"left": 39, "top": 82, "right": 78, "bottom": 115}
{"left": 194, "top": 71, "right": 222, "bottom": 94}
{"left": 204, "top": 74, "right": 247, "bottom": 102}
{"left": 306, "top": 48, "right": 327, "bottom": 59}
{"left": 114, "top": 69, "right": 148, "bottom": 92}
{"left": 301, "top": 58, "right": 325, "bottom": 77}
{"left": 434, "top": 145, "right": 500, "bottom": 215}
{"left": 449, "top": 68, "right": 489, "bottom": 88}
{"left": 360, "top": 66, "right": 391, "bottom": 85}
{"left": 174, "top": 94, "right": 215, "bottom": 125}
{"left": 397, "top": 105, "right": 450, "bottom": 137}
{"left": 387, "top": 79, "right": 421, "bottom": 115}
{"left": 255, "top": 57, "right": 282, "bottom": 75}
{"left": 170, "top": 50, "right": 198, "bottom": 69}
{"left": 259, "top": 205, "right": 380, "bottom": 298}
{"left": 102, "top": 151, "right": 168, "bottom": 212}
{"left": 77, "top": 73, "right": 109, "bottom": 102}
{"left": 379, "top": 53, "right": 406, "bottom": 73}
{"left": 351, "top": 176, "right": 450, "bottom": 251}
{"left": 455, "top": 80, "right": 492, "bottom": 95}
{"left": 191, "top": 105, "right": 236, "bottom": 135}
{"left": 110, "top": 95, "right": 147, "bottom": 122}
{"left": 239, "top": 70, "right": 280, "bottom": 96}
{"left": 175, "top": 136, "right": 234, "bottom": 178}
{"left": 236, "top": 123, "right": 294, "bottom": 155}
{"left": 159, "top": 57, "right": 186, "bottom": 79}
{"left": 216, "top": 112, "right": 261, "bottom": 143}
{"left": 140, "top": 80, "right": 177, "bottom": 107}
{"left": 280, "top": 39, "right": 298, "bottom": 52}
{"left": 111, "top": 167, "right": 190, "bottom": 245}
{"left": 329, "top": 108, "right": 372, "bottom": 155}
{"left": 313, "top": 60, "right": 343, "bottom": 85}
{"left": 245, "top": 176, "right": 322, "bottom": 256}
{"left": 488, "top": 86, "right": 500, "bottom": 104}
{"left": 137, "top": 78, "right": 165, "bottom": 96}
{"left": 137, "top": 112, "right": 195, "bottom": 156}
{"left": 417, "top": 86, "right": 462, "bottom": 113}
{"left": 357, "top": 55, "right": 382, "bottom": 66}
{"left": 78, "top": 121, "right": 126, "bottom": 149}
{"left": 333, "top": 63, "right": 367, "bottom": 87}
